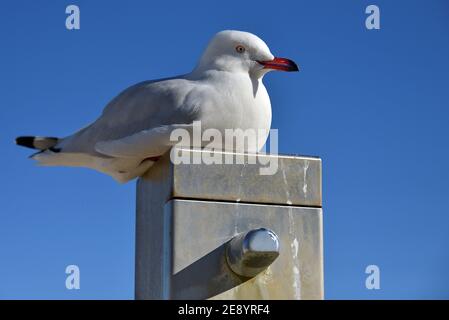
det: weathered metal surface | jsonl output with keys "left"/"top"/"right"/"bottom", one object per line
{"left": 146, "top": 147, "right": 322, "bottom": 207}
{"left": 168, "top": 200, "right": 323, "bottom": 299}
{"left": 135, "top": 148, "right": 324, "bottom": 300}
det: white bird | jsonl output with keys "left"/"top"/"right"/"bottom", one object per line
{"left": 16, "top": 30, "right": 299, "bottom": 183}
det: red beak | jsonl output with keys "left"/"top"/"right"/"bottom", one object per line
{"left": 257, "top": 57, "right": 299, "bottom": 72}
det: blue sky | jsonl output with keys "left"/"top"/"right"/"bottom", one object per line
{"left": 1, "top": 0, "right": 449, "bottom": 299}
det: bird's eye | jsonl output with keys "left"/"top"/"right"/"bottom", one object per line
{"left": 235, "top": 45, "right": 246, "bottom": 53}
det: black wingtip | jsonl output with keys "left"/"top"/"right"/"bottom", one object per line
{"left": 15, "top": 136, "right": 36, "bottom": 149}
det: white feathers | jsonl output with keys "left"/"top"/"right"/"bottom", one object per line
{"left": 33, "top": 30, "right": 279, "bottom": 182}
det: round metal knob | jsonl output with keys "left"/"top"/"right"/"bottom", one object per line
{"left": 226, "top": 228, "right": 280, "bottom": 278}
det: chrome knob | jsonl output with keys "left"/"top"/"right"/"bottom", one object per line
{"left": 226, "top": 228, "right": 280, "bottom": 278}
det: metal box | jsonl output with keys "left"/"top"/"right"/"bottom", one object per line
{"left": 135, "top": 148, "right": 323, "bottom": 299}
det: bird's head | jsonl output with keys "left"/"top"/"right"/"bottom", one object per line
{"left": 195, "top": 30, "right": 299, "bottom": 78}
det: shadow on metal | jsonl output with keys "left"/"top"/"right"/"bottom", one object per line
{"left": 172, "top": 228, "right": 280, "bottom": 299}
{"left": 171, "top": 241, "right": 249, "bottom": 299}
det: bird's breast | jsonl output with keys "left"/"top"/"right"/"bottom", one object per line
{"left": 195, "top": 74, "right": 272, "bottom": 152}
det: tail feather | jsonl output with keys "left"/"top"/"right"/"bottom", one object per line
{"left": 15, "top": 136, "right": 59, "bottom": 151}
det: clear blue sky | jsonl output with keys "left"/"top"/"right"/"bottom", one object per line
{"left": 1, "top": 0, "right": 449, "bottom": 299}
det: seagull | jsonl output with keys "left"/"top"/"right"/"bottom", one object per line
{"left": 16, "top": 30, "right": 299, "bottom": 182}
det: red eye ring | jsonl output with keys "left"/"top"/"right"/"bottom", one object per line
{"left": 235, "top": 45, "right": 246, "bottom": 53}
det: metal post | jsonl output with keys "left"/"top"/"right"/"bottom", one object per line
{"left": 135, "top": 147, "right": 323, "bottom": 299}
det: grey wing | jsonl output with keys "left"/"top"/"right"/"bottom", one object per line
{"left": 58, "top": 77, "right": 200, "bottom": 158}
